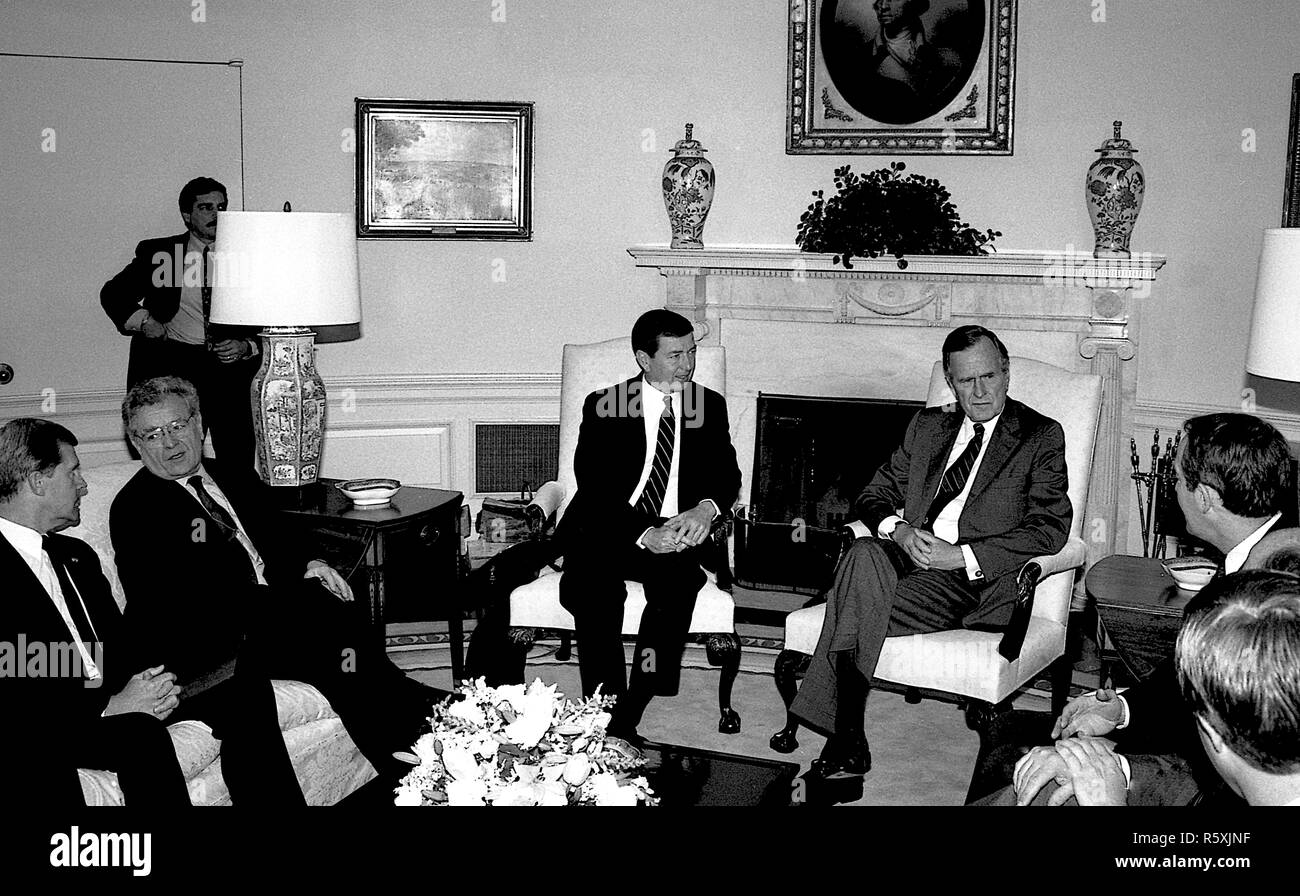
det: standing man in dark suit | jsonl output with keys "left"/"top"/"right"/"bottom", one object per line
{"left": 110, "top": 376, "right": 440, "bottom": 803}
{"left": 100, "top": 177, "right": 259, "bottom": 466}
{"left": 0, "top": 418, "right": 189, "bottom": 807}
{"left": 791, "top": 325, "right": 1072, "bottom": 782}
{"left": 558, "top": 310, "right": 741, "bottom": 745}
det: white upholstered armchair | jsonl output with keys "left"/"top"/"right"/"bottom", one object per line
{"left": 769, "top": 357, "right": 1102, "bottom": 752}
{"left": 507, "top": 337, "right": 743, "bottom": 734}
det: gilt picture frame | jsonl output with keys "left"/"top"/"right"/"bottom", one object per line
{"left": 787, "top": 0, "right": 1017, "bottom": 155}
{"left": 1284, "top": 74, "right": 1300, "bottom": 227}
{"left": 356, "top": 98, "right": 533, "bottom": 239}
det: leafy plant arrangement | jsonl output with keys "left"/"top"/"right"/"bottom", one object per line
{"left": 796, "top": 162, "right": 1001, "bottom": 269}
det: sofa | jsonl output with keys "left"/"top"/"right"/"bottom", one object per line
{"left": 64, "top": 460, "right": 377, "bottom": 806}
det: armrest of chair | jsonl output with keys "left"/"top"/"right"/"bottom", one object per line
{"left": 527, "top": 481, "right": 565, "bottom": 527}
{"left": 997, "top": 536, "right": 1087, "bottom": 663}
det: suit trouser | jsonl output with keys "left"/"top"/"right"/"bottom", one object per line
{"left": 8, "top": 712, "right": 191, "bottom": 808}
{"left": 171, "top": 662, "right": 306, "bottom": 806}
{"left": 241, "top": 580, "right": 438, "bottom": 781}
{"left": 559, "top": 538, "right": 707, "bottom": 713}
{"left": 127, "top": 336, "right": 257, "bottom": 469}
{"left": 789, "top": 538, "right": 989, "bottom": 735}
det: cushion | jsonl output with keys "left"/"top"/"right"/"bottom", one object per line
{"left": 510, "top": 568, "right": 734, "bottom": 634}
{"left": 783, "top": 603, "right": 1066, "bottom": 704}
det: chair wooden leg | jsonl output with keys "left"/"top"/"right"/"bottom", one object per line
{"left": 769, "top": 649, "right": 810, "bottom": 753}
{"left": 705, "top": 633, "right": 741, "bottom": 734}
{"left": 556, "top": 632, "right": 572, "bottom": 662}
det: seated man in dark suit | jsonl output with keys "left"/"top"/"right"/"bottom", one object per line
{"left": 978, "top": 413, "right": 1292, "bottom": 806}
{"left": 558, "top": 309, "right": 740, "bottom": 745}
{"left": 0, "top": 418, "right": 189, "bottom": 807}
{"left": 1041, "top": 570, "right": 1300, "bottom": 806}
{"left": 110, "top": 376, "right": 439, "bottom": 804}
{"left": 790, "top": 325, "right": 1071, "bottom": 783}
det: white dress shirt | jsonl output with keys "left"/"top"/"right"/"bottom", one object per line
{"left": 878, "top": 412, "right": 1002, "bottom": 581}
{"left": 0, "top": 516, "right": 101, "bottom": 680}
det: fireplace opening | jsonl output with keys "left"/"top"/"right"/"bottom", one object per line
{"left": 735, "top": 393, "right": 923, "bottom": 595}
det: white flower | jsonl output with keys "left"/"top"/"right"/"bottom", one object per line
{"left": 515, "top": 764, "right": 540, "bottom": 785}
{"left": 562, "top": 753, "right": 592, "bottom": 786}
{"left": 537, "top": 780, "right": 569, "bottom": 807}
{"left": 412, "top": 732, "right": 440, "bottom": 765}
{"left": 394, "top": 784, "right": 424, "bottom": 806}
{"left": 503, "top": 684, "right": 557, "bottom": 749}
{"left": 446, "top": 778, "right": 488, "bottom": 806}
{"left": 494, "top": 683, "right": 528, "bottom": 711}
{"left": 493, "top": 781, "right": 539, "bottom": 807}
{"left": 441, "top": 746, "right": 480, "bottom": 782}
{"left": 446, "top": 698, "right": 488, "bottom": 727}
{"left": 587, "top": 772, "right": 640, "bottom": 806}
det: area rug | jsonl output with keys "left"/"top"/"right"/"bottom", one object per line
{"left": 386, "top": 633, "right": 983, "bottom": 806}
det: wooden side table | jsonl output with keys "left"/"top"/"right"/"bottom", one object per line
{"left": 1086, "top": 554, "right": 1197, "bottom": 685}
{"left": 273, "top": 481, "right": 465, "bottom": 678}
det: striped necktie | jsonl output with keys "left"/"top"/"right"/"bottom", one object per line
{"left": 924, "top": 422, "right": 985, "bottom": 528}
{"left": 42, "top": 536, "right": 98, "bottom": 646}
{"left": 635, "top": 395, "right": 676, "bottom": 517}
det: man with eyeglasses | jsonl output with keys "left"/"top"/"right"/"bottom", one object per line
{"left": 109, "top": 376, "right": 440, "bottom": 804}
{"left": 0, "top": 417, "right": 190, "bottom": 806}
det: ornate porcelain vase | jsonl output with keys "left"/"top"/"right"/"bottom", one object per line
{"left": 1085, "top": 121, "right": 1145, "bottom": 258}
{"left": 662, "top": 123, "right": 714, "bottom": 249}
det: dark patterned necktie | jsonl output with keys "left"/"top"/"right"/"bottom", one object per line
{"left": 635, "top": 395, "right": 676, "bottom": 517}
{"left": 188, "top": 476, "right": 257, "bottom": 582}
{"left": 42, "top": 536, "right": 97, "bottom": 645}
{"left": 201, "top": 245, "right": 213, "bottom": 350}
{"left": 924, "top": 422, "right": 985, "bottom": 528}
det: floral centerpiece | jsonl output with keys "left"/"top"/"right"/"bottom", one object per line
{"left": 393, "top": 678, "right": 658, "bottom": 806}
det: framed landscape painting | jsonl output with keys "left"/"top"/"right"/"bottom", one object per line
{"left": 356, "top": 99, "right": 533, "bottom": 239}
{"left": 787, "top": 0, "right": 1017, "bottom": 155}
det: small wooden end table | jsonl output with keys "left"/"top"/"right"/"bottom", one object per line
{"left": 1085, "top": 554, "right": 1198, "bottom": 685}
{"left": 273, "top": 481, "right": 465, "bottom": 678}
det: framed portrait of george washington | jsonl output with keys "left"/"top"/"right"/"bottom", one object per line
{"left": 356, "top": 98, "right": 533, "bottom": 239}
{"left": 787, "top": 0, "right": 1017, "bottom": 155}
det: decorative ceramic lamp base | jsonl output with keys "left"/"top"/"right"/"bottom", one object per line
{"left": 250, "top": 327, "right": 326, "bottom": 487}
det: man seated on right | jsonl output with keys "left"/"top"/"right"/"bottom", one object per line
{"left": 1040, "top": 570, "right": 1300, "bottom": 806}
{"left": 992, "top": 412, "right": 1292, "bottom": 806}
{"left": 789, "top": 325, "right": 1071, "bottom": 782}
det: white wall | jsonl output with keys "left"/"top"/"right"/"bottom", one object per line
{"left": 3, "top": 0, "right": 1300, "bottom": 490}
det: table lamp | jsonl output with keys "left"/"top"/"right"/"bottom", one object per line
{"left": 1246, "top": 228, "right": 1300, "bottom": 382}
{"left": 209, "top": 207, "right": 361, "bottom": 486}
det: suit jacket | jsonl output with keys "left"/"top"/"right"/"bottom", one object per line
{"left": 0, "top": 531, "right": 131, "bottom": 731}
{"left": 99, "top": 233, "right": 257, "bottom": 378}
{"left": 854, "top": 397, "right": 1072, "bottom": 625}
{"left": 558, "top": 376, "right": 741, "bottom": 550}
{"left": 109, "top": 458, "right": 313, "bottom": 681}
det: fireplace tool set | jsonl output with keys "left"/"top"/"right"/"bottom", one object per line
{"left": 1130, "top": 429, "right": 1180, "bottom": 559}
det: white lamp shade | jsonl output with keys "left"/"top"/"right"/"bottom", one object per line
{"left": 209, "top": 211, "right": 361, "bottom": 327}
{"left": 1246, "top": 228, "right": 1300, "bottom": 382}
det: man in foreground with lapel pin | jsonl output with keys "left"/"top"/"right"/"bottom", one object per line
{"left": 789, "top": 325, "right": 1071, "bottom": 788}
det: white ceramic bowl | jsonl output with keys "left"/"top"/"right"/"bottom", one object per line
{"left": 338, "top": 478, "right": 401, "bottom": 506}
{"left": 1163, "top": 557, "right": 1217, "bottom": 592}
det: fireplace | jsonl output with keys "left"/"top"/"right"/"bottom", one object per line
{"left": 735, "top": 393, "right": 921, "bottom": 594}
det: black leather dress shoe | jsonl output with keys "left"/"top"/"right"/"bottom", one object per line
{"left": 811, "top": 735, "right": 871, "bottom": 778}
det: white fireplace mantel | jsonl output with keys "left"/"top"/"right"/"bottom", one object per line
{"left": 629, "top": 243, "right": 1168, "bottom": 563}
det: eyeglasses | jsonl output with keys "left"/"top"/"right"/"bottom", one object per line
{"left": 134, "top": 411, "right": 196, "bottom": 444}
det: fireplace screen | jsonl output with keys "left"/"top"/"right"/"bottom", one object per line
{"left": 735, "top": 393, "right": 923, "bottom": 594}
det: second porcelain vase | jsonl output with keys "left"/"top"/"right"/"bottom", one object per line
{"left": 1085, "top": 120, "right": 1145, "bottom": 258}
{"left": 662, "top": 123, "right": 714, "bottom": 249}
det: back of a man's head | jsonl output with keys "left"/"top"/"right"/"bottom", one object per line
{"left": 1179, "top": 413, "right": 1293, "bottom": 520}
{"left": 1176, "top": 569, "right": 1300, "bottom": 775}
{"left": 0, "top": 417, "right": 77, "bottom": 504}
